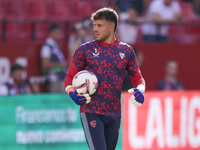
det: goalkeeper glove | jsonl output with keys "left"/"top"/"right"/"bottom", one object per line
{"left": 66, "top": 86, "right": 91, "bottom": 105}
{"left": 128, "top": 88, "right": 144, "bottom": 107}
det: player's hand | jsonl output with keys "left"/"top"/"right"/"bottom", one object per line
{"left": 67, "top": 86, "right": 91, "bottom": 105}
{"left": 128, "top": 88, "right": 144, "bottom": 107}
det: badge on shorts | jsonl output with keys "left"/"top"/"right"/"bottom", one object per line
{"left": 119, "top": 53, "right": 125, "bottom": 59}
{"left": 90, "top": 120, "right": 96, "bottom": 128}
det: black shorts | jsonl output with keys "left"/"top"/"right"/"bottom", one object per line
{"left": 80, "top": 113, "right": 121, "bottom": 150}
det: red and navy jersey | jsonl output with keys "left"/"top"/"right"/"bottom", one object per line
{"left": 64, "top": 38, "right": 145, "bottom": 117}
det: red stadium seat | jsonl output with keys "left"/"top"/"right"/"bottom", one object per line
{"left": 59, "top": 23, "right": 66, "bottom": 42}
{"left": 169, "top": 25, "right": 200, "bottom": 43}
{"left": 19, "top": 23, "right": 32, "bottom": 42}
{"left": 86, "top": 0, "right": 116, "bottom": 11}
{"left": 168, "top": 25, "right": 185, "bottom": 43}
{"left": 179, "top": 2, "right": 196, "bottom": 21}
{"left": 0, "top": 2, "right": 3, "bottom": 20}
{"left": 5, "top": 23, "right": 32, "bottom": 43}
{"left": 180, "top": 35, "right": 200, "bottom": 43}
{"left": 136, "top": 25, "right": 145, "bottom": 43}
{"left": 5, "top": 22, "right": 19, "bottom": 42}
{"left": 70, "top": 1, "right": 92, "bottom": 20}
{"left": 25, "top": 1, "right": 46, "bottom": 21}
{"left": 35, "top": 23, "right": 49, "bottom": 43}
{"left": 185, "top": 25, "right": 200, "bottom": 35}
{"left": 92, "top": 1, "right": 102, "bottom": 11}
{"left": 47, "top": 1, "right": 69, "bottom": 21}
{"left": 2, "top": 1, "right": 25, "bottom": 20}
{"left": 184, "top": 25, "right": 200, "bottom": 43}
{"left": 0, "top": 23, "right": 2, "bottom": 42}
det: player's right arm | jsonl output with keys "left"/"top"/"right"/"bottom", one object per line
{"left": 64, "top": 46, "right": 91, "bottom": 105}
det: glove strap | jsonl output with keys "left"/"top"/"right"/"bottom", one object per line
{"left": 136, "top": 84, "right": 145, "bottom": 93}
{"left": 65, "top": 85, "right": 74, "bottom": 94}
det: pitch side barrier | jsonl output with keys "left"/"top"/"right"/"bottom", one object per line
{"left": 0, "top": 94, "right": 122, "bottom": 150}
{"left": 0, "top": 91, "right": 200, "bottom": 150}
{"left": 122, "top": 90, "right": 200, "bottom": 150}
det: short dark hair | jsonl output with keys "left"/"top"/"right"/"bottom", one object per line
{"left": 48, "top": 23, "right": 60, "bottom": 32}
{"left": 91, "top": 7, "right": 118, "bottom": 32}
{"left": 11, "top": 63, "right": 24, "bottom": 73}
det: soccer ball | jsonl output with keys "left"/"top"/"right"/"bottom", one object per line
{"left": 72, "top": 70, "right": 98, "bottom": 95}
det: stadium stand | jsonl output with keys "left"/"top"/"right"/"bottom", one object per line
{"left": 179, "top": 1, "right": 196, "bottom": 21}
{"left": 34, "top": 23, "right": 49, "bottom": 43}
{"left": 0, "top": 0, "right": 199, "bottom": 44}
{"left": 25, "top": 1, "right": 47, "bottom": 21}
{"left": 168, "top": 25, "right": 185, "bottom": 43}
{"left": 0, "top": 22, "right": 2, "bottom": 42}
{"left": 70, "top": 1, "right": 93, "bottom": 20}
{"left": 5, "top": 22, "right": 19, "bottom": 42}
{"left": 47, "top": 1, "right": 69, "bottom": 21}
{"left": 19, "top": 23, "right": 32, "bottom": 42}
{"left": 2, "top": 1, "right": 25, "bottom": 21}
{"left": 168, "top": 0, "right": 200, "bottom": 43}
{"left": 0, "top": 2, "right": 3, "bottom": 20}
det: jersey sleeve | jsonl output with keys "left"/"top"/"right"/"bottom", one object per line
{"left": 126, "top": 47, "right": 145, "bottom": 88}
{"left": 173, "top": 1, "right": 181, "bottom": 13}
{"left": 0, "top": 84, "right": 8, "bottom": 95}
{"left": 40, "top": 45, "right": 51, "bottom": 58}
{"left": 64, "top": 46, "right": 86, "bottom": 88}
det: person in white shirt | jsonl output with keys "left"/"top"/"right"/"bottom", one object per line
{"left": 142, "top": 0, "right": 182, "bottom": 42}
{"left": 68, "top": 18, "right": 94, "bottom": 59}
{"left": 119, "top": 6, "right": 146, "bottom": 45}
{"left": 40, "top": 24, "right": 68, "bottom": 93}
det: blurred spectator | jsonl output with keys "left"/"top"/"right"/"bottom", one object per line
{"left": 82, "top": 17, "right": 94, "bottom": 44}
{"left": 40, "top": 23, "right": 68, "bottom": 93}
{"left": 183, "top": 0, "right": 200, "bottom": 17}
{"left": 68, "top": 18, "right": 94, "bottom": 59}
{"left": 193, "top": 0, "right": 200, "bottom": 17}
{"left": 116, "top": 0, "right": 144, "bottom": 16}
{"left": 0, "top": 64, "right": 31, "bottom": 95}
{"left": 118, "top": 6, "right": 146, "bottom": 45}
{"left": 122, "top": 48, "right": 144, "bottom": 91}
{"left": 142, "top": 0, "right": 182, "bottom": 43}
{"left": 156, "top": 59, "right": 184, "bottom": 90}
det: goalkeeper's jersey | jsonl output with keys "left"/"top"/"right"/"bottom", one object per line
{"left": 64, "top": 38, "right": 145, "bottom": 117}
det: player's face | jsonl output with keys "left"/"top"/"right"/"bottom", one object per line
{"left": 164, "top": 0, "right": 173, "bottom": 6}
{"left": 166, "top": 62, "right": 178, "bottom": 77}
{"left": 11, "top": 69, "right": 24, "bottom": 83}
{"left": 93, "top": 19, "right": 114, "bottom": 41}
{"left": 50, "top": 29, "right": 62, "bottom": 42}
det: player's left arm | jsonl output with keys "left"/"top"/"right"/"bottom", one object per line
{"left": 126, "top": 48, "right": 146, "bottom": 107}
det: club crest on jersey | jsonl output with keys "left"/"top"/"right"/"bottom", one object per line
{"left": 93, "top": 48, "right": 99, "bottom": 57}
{"left": 119, "top": 53, "right": 125, "bottom": 59}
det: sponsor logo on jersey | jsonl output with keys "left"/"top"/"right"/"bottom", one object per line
{"left": 93, "top": 48, "right": 99, "bottom": 57}
{"left": 119, "top": 53, "right": 125, "bottom": 59}
{"left": 90, "top": 120, "right": 96, "bottom": 128}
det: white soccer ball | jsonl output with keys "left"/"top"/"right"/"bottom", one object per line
{"left": 72, "top": 70, "right": 98, "bottom": 95}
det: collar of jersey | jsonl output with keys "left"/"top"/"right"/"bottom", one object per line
{"left": 99, "top": 38, "right": 119, "bottom": 46}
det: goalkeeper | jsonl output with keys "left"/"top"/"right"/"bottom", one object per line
{"left": 64, "top": 7, "right": 145, "bottom": 150}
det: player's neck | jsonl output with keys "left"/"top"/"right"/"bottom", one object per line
{"left": 102, "top": 35, "right": 116, "bottom": 44}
